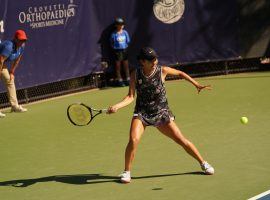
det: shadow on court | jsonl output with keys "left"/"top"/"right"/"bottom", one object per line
{"left": 0, "top": 171, "right": 205, "bottom": 187}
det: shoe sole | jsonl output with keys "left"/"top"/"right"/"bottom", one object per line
{"left": 11, "top": 110, "right": 27, "bottom": 113}
{"left": 204, "top": 171, "right": 214, "bottom": 175}
{"left": 120, "top": 179, "right": 131, "bottom": 184}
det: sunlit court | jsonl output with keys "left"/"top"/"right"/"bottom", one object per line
{"left": 1, "top": 0, "right": 270, "bottom": 200}
{"left": 0, "top": 72, "right": 270, "bottom": 199}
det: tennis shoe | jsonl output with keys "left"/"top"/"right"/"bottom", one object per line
{"left": 0, "top": 111, "right": 6, "bottom": 118}
{"left": 260, "top": 57, "right": 270, "bottom": 64}
{"left": 11, "top": 105, "right": 27, "bottom": 113}
{"left": 119, "top": 171, "right": 131, "bottom": 183}
{"left": 124, "top": 80, "right": 130, "bottom": 86}
{"left": 201, "top": 161, "right": 214, "bottom": 175}
{"left": 116, "top": 80, "right": 125, "bottom": 87}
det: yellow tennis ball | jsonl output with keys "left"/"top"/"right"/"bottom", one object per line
{"left": 240, "top": 117, "right": 248, "bottom": 124}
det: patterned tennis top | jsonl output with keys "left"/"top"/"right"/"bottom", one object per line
{"left": 134, "top": 65, "right": 174, "bottom": 126}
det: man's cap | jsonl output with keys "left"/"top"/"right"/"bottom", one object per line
{"left": 14, "top": 30, "right": 27, "bottom": 41}
{"left": 137, "top": 47, "right": 158, "bottom": 61}
{"left": 115, "top": 17, "right": 125, "bottom": 25}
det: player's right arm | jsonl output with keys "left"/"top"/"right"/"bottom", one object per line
{"left": 0, "top": 55, "right": 7, "bottom": 77}
{"left": 108, "top": 70, "right": 136, "bottom": 114}
{"left": 0, "top": 42, "right": 12, "bottom": 77}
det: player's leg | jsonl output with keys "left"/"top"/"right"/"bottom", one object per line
{"left": 157, "top": 121, "right": 214, "bottom": 174}
{"left": 120, "top": 118, "right": 145, "bottom": 183}
{"left": 115, "top": 60, "right": 124, "bottom": 86}
{"left": 122, "top": 59, "right": 130, "bottom": 85}
{"left": 1, "top": 68, "right": 27, "bottom": 112}
{"left": 157, "top": 121, "right": 204, "bottom": 163}
{"left": 115, "top": 60, "right": 122, "bottom": 80}
{"left": 125, "top": 117, "right": 145, "bottom": 171}
{"left": 1, "top": 68, "right": 18, "bottom": 107}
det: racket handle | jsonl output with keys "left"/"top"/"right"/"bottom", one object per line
{"left": 101, "top": 109, "right": 108, "bottom": 113}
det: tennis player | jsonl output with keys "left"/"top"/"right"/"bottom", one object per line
{"left": 108, "top": 47, "right": 214, "bottom": 183}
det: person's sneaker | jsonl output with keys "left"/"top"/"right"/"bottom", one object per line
{"left": 260, "top": 57, "right": 270, "bottom": 64}
{"left": 119, "top": 171, "right": 131, "bottom": 183}
{"left": 124, "top": 80, "right": 130, "bottom": 86}
{"left": 0, "top": 111, "right": 6, "bottom": 118}
{"left": 117, "top": 81, "right": 125, "bottom": 87}
{"left": 201, "top": 161, "right": 214, "bottom": 175}
{"left": 11, "top": 105, "right": 27, "bottom": 113}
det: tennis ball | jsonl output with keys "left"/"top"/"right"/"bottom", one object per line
{"left": 240, "top": 117, "right": 248, "bottom": 124}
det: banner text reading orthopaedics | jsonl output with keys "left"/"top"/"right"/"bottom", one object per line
{"left": 18, "top": 3, "right": 76, "bottom": 29}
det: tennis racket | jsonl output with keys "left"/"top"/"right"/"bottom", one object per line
{"left": 67, "top": 103, "right": 108, "bottom": 126}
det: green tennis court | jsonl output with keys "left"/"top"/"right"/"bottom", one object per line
{"left": 1, "top": 72, "right": 270, "bottom": 200}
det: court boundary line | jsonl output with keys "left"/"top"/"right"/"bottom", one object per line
{"left": 248, "top": 190, "right": 270, "bottom": 200}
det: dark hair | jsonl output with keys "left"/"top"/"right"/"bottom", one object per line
{"left": 137, "top": 47, "right": 158, "bottom": 61}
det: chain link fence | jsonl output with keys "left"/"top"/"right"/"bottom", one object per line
{"left": 1, "top": 57, "right": 269, "bottom": 108}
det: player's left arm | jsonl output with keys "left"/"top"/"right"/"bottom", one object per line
{"left": 162, "top": 66, "right": 211, "bottom": 93}
{"left": 9, "top": 54, "right": 22, "bottom": 80}
{"left": 125, "top": 31, "right": 130, "bottom": 45}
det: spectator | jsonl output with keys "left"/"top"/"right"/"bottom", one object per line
{"left": 0, "top": 30, "right": 28, "bottom": 118}
{"left": 110, "top": 17, "right": 131, "bottom": 86}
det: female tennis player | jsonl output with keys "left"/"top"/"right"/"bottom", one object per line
{"left": 108, "top": 47, "right": 214, "bottom": 183}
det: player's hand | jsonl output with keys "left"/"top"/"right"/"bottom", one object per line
{"left": 196, "top": 84, "right": 211, "bottom": 94}
{"left": 107, "top": 106, "right": 118, "bottom": 114}
{"left": 9, "top": 73, "right": 15, "bottom": 81}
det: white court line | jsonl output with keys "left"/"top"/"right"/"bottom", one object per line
{"left": 248, "top": 190, "right": 270, "bottom": 200}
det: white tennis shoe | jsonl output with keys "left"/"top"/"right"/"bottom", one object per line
{"left": 11, "top": 105, "right": 27, "bottom": 113}
{"left": 119, "top": 171, "right": 131, "bottom": 183}
{"left": 0, "top": 111, "right": 6, "bottom": 118}
{"left": 201, "top": 161, "right": 214, "bottom": 175}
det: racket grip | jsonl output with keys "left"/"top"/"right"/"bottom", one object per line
{"left": 102, "top": 109, "right": 108, "bottom": 113}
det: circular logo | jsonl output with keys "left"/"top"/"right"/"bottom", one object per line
{"left": 153, "top": 0, "right": 185, "bottom": 24}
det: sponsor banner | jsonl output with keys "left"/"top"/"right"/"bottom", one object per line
{"left": 0, "top": 0, "right": 239, "bottom": 91}
{"left": 18, "top": 1, "right": 77, "bottom": 29}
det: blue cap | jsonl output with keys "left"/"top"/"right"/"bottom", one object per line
{"left": 115, "top": 17, "right": 125, "bottom": 25}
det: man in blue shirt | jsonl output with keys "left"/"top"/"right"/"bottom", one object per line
{"left": 0, "top": 30, "right": 28, "bottom": 117}
{"left": 110, "top": 18, "right": 131, "bottom": 87}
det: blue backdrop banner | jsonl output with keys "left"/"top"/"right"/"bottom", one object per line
{"left": 0, "top": 0, "right": 239, "bottom": 91}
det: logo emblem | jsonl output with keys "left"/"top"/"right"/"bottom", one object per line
{"left": 153, "top": 0, "right": 185, "bottom": 24}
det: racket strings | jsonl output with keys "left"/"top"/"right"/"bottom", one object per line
{"left": 68, "top": 104, "right": 91, "bottom": 125}
{"left": 67, "top": 103, "right": 107, "bottom": 126}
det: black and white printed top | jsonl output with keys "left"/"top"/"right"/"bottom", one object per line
{"left": 134, "top": 65, "right": 175, "bottom": 126}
